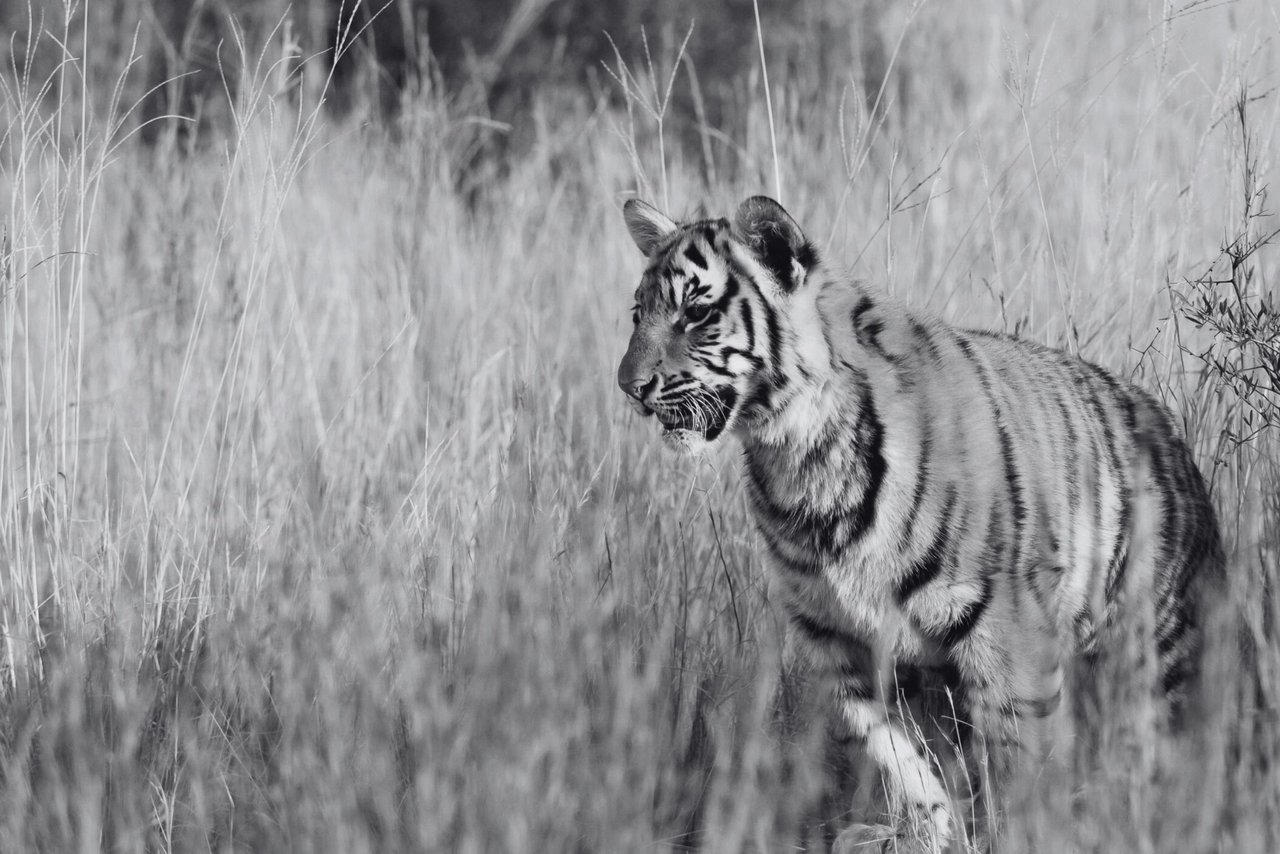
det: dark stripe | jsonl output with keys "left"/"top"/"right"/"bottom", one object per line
{"left": 1072, "top": 367, "right": 1125, "bottom": 578}
{"left": 1161, "top": 653, "right": 1193, "bottom": 696}
{"left": 791, "top": 611, "right": 868, "bottom": 657}
{"left": 684, "top": 243, "right": 708, "bottom": 270}
{"left": 792, "top": 611, "right": 844, "bottom": 644}
{"left": 944, "top": 502, "right": 971, "bottom": 581}
{"left": 1156, "top": 429, "right": 1196, "bottom": 570}
{"left": 1049, "top": 385, "right": 1080, "bottom": 565}
{"left": 745, "top": 468, "right": 825, "bottom": 564}
{"left": 899, "top": 413, "right": 933, "bottom": 548}
{"left": 860, "top": 319, "right": 884, "bottom": 347}
{"left": 1104, "top": 496, "right": 1132, "bottom": 602}
{"left": 1074, "top": 606, "right": 1097, "bottom": 649}
{"left": 693, "top": 357, "right": 734, "bottom": 379}
{"left": 1014, "top": 690, "right": 1062, "bottom": 719}
{"left": 739, "top": 384, "right": 772, "bottom": 420}
{"left": 757, "top": 522, "right": 821, "bottom": 574}
{"left": 934, "top": 575, "right": 994, "bottom": 647}
{"left": 709, "top": 273, "right": 739, "bottom": 314}
{"left": 739, "top": 298, "right": 755, "bottom": 351}
{"left": 734, "top": 275, "right": 782, "bottom": 420}
{"left": 984, "top": 372, "right": 1027, "bottom": 568}
{"left": 954, "top": 333, "right": 1026, "bottom": 574}
{"left": 1015, "top": 373, "right": 1060, "bottom": 558}
{"left": 851, "top": 295, "right": 873, "bottom": 327}
{"left": 1141, "top": 416, "right": 1178, "bottom": 571}
{"left": 761, "top": 294, "right": 783, "bottom": 379}
{"left": 895, "top": 485, "right": 957, "bottom": 604}
{"left": 1090, "top": 368, "right": 1139, "bottom": 599}
{"left": 792, "top": 611, "right": 876, "bottom": 701}
{"left": 852, "top": 298, "right": 899, "bottom": 364}
{"left": 745, "top": 393, "right": 884, "bottom": 558}
{"left": 834, "top": 679, "right": 874, "bottom": 702}
{"left": 751, "top": 492, "right": 857, "bottom": 558}
{"left": 911, "top": 319, "right": 943, "bottom": 364}
{"left": 994, "top": 419, "right": 1026, "bottom": 548}
{"left": 1077, "top": 372, "right": 1122, "bottom": 479}
{"left": 705, "top": 387, "right": 737, "bottom": 442}
{"left": 848, "top": 388, "right": 886, "bottom": 544}
{"left": 1156, "top": 608, "right": 1191, "bottom": 654}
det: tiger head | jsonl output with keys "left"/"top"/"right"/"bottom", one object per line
{"left": 617, "top": 196, "right": 818, "bottom": 453}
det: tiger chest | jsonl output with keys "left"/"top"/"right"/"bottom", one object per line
{"left": 743, "top": 435, "right": 938, "bottom": 660}
{"left": 744, "top": 453, "right": 878, "bottom": 570}
{"left": 750, "top": 503, "right": 956, "bottom": 669}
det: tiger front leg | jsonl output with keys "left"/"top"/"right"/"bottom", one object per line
{"left": 833, "top": 685, "right": 955, "bottom": 849}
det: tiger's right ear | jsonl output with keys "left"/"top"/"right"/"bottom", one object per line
{"left": 623, "top": 199, "right": 678, "bottom": 257}
{"left": 733, "top": 196, "right": 816, "bottom": 293}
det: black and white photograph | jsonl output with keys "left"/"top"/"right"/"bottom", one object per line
{"left": 1, "top": 0, "right": 1277, "bottom": 851}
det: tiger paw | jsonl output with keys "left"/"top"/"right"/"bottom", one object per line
{"left": 902, "top": 800, "right": 954, "bottom": 853}
{"left": 833, "top": 819, "right": 948, "bottom": 854}
{"left": 832, "top": 823, "right": 897, "bottom": 853}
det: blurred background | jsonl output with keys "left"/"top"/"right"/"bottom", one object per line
{"left": 1, "top": 0, "right": 938, "bottom": 145}
{"left": 1, "top": 1, "right": 1277, "bottom": 851}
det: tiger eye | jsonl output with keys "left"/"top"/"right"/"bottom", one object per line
{"left": 684, "top": 303, "right": 710, "bottom": 324}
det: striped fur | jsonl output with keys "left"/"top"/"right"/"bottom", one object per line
{"left": 617, "top": 197, "right": 1224, "bottom": 845}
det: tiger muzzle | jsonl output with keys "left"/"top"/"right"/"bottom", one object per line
{"left": 618, "top": 333, "right": 663, "bottom": 405}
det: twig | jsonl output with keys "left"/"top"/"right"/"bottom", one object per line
{"left": 708, "top": 509, "right": 743, "bottom": 645}
{"left": 751, "top": 0, "right": 781, "bottom": 202}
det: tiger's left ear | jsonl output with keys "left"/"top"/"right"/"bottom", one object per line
{"left": 733, "top": 196, "right": 817, "bottom": 293}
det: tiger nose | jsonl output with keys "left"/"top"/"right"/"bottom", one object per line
{"left": 618, "top": 372, "right": 659, "bottom": 402}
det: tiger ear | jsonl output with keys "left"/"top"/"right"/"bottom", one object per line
{"left": 623, "top": 199, "right": 678, "bottom": 257}
{"left": 733, "top": 196, "right": 817, "bottom": 292}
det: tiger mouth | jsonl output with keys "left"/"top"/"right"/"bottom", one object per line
{"left": 647, "top": 386, "right": 739, "bottom": 441}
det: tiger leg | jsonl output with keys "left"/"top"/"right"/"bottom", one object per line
{"left": 963, "top": 682, "right": 1024, "bottom": 826}
{"left": 832, "top": 685, "right": 954, "bottom": 846}
{"left": 793, "top": 616, "right": 955, "bottom": 846}
{"left": 960, "top": 664, "right": 1062, "bottom": 840}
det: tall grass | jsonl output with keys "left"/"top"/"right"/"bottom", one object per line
{"left": 0, "top": 0, "right": 1277, "bottom": 851}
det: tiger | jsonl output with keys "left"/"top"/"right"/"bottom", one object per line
{"left": 616, "top": 195, "right": 1224, "bottom": 847}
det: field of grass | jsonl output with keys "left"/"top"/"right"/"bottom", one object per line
{"left": 1, "top": 0, "right": 1278, "bottom": 851}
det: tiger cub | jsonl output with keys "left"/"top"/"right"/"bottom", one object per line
{"left": 616, "top": 196, "right": 1223, "bottom": 846}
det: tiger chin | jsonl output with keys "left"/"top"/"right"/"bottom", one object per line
{"left": 616, "top": 195, "right": 1224, "bottom": 849}
{"left": 629, "top": 385, "right": 741, "bottom": 454}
